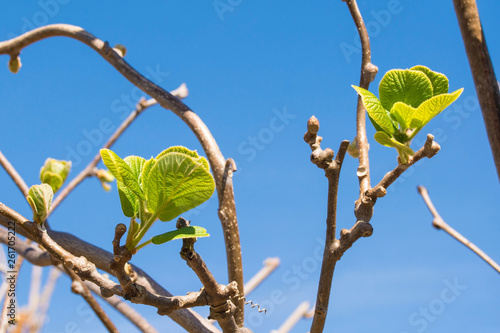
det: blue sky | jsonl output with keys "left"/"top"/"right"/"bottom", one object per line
{"left": 1, "top": 1, "right": 499, "bottom": 332}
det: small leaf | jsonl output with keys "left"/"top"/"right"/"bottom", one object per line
{"left": 40, "top": 158, "right": 71, "bottom": 193}
{"left": 145, "top": 152, "right": 215, "bottom": 222}
{"left": 410, "top": 65, "right": 449, "bottom": 96}
{"left": 410, "top": 88, "right": 463, "bottom": 130}
{"left": 379, "top": 69, "right": 433, "bottom": 110}
{"left": 390, "top": 102, "right": 417, "bottom": 131}
{"left": 100, "top": 149, "right": 145, "bottom": 200}
{"left": 151, "top": 226, "right": 209, "bottom": 245}
{"left": 373, "top": 131, "right": 415, "bottom": 156}
{"left": 26, "top": 184, "right": 53, "bottom": 225}
{"left": 352, "top": 85, "right": 397, "bottom": 135}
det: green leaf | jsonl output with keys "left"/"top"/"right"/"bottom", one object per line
{"left": 26, "top": 184, "right": 53, "bottom": 225}
{"left": 373, "top": 131, "right": 415, "bottom": 156}
{"left": 352, "top": 85, "right": 397, "bottom": 135}
{"left": 156, "top": 146, "right": 210, "bottom": 172}
{"left": 144, "top": 152, "right": 215, "bottom": 222}
{"left": 410, "top": 88, "right": 463, "bottom": 130}
{"left": 390, "top": 102, "right": 417, "bottom": 131}
{"left": 100, "top": 149, "right": 145, "bottom": 200}
{"left": 379, "top": 69, "right": 433, "bottom": 110}
{"left": 40, "top": 158, "right": 71, "bottom": 193}
{"left": 151, "top": 226, "right": 209, "bottom": 245}
{"left": 410, "top": 65, "right": 449, "bottom": 96}
{"left": 116, "top": 156, "right": 146, "bottom": 218}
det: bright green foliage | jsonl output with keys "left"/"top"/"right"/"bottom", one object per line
{"left": 152, "top": 226, "right": 209, "bottom": 245}
{"left": 353, "top": 66, "right": 463, "bottom": 164}
{"left": 40, "top": 158, "right": 71, "bottom": 193}
{"left": 96, "top": 169, "right": 115, "bottom": 191}
{"left": 26, "top": 184, "right": 53, "bottom": 225}
{"left": 100, "top": 146, "right": 214, "bottom": 251}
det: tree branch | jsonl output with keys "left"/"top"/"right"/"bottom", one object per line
{"left": 271, "top": 301, "right": 313, "bottom": 333}
{"left": 417, "top": 186, "right": 500, "bottom": 274}
{"left": 0, "top": 205, "right": 220, "bottom": 333}
{"left": 49, "top": 84, "right": 188, "bottom": 215}
{"left": 66, "top": 267, "right": 119, "bottom": 333}
{"left": 304, "top": 116, "right": 350, "bottom": 333}
{"left": 452, "top": 0, "right": 500, "bottom": 181}
{"left": 0, "top": 26, "right": 244, "bottom": 325}
{"left": 0, "top": 150, "right": 29, "bottom": 197}
{"left": 343, "top": 0, "right": 378, "bottom": 194}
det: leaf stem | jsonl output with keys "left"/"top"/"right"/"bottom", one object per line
{"left": 135, "top": 239, "right": 153, "bottom": 252}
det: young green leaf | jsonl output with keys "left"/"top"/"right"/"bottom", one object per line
{"left": 26, "top": 184, "right": 53, "bottom": 225}
{"left": 100, "top": 149, "right": 145, "bottom": 200}
{"left": 156, "top": 146, "right": 210, "bottom": 172}
{"left": 151, "top": 226, "right": 209, "bottom": 245}
{"left": 40, "top": 158, "right": 71, "bottom": 193}
{"left": 352, "top": 85, "right": 397, "bottom": 135}
{"left": 410, "top": 65, "right": 449, "bottom": 96}
{"left": 390, "top": 102, "right": 417, "bottom": 131}
{"left": 409, "top": 88, "right": 464, "bottom": 132}
{"left": 379, "top": 69, "right": 433, "bottom": 110}
{"left": 144, "top": 152, "right": 215, "bottom": 222}
{"left": 118, "top": 156, "right": 146, "bottom": 217}
{"left": 373, "top": 131, "right": 415, "bottom": 156}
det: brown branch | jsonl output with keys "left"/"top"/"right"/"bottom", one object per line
{"left": 178, "top": 217, "right": 242, "bottom": 333}
{"left": 304, "top": 116, "right": 350, "bottom": 333}
{"left": 83, "top": 281, "right": 159, "bottom": 333}
{"left": 66, "top": 267, "right": 119, "bottom": 333}
{"left": 0, "top": 204, "right": 220, "bottom": 333}
{"left": 452, "top": 0, "right": 500, "bottom": 181}
{"left": 0, "top": 228, "right": 52, "bottom": 266}
{"left": 49, "top": 84, "right": 188, "bottom": 215}
{"left": 244, "top": 257, "right": 280, "bottom": 295}
{"left": 417, "top": 186, "right": 500, "bottom": 274}
{"left": 344, "top": 0, "right": 378, "bottom": 194}
{"left": 0, "top": 26, "right": 244, "bottom": 325}
{"left": 0, "top": 150, "right": 29, "bottom": 197}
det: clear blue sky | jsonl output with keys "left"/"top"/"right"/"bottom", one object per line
{"left": 1, "top": 1, "right": 499, "bottom": 332}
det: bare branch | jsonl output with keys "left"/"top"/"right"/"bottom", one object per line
{"left": 343, "top": 0, "right": 378, "bottom": 194}
{"left": 66, "top": 267, "right": 119, "bottom": 333}
{"left": 178, "top": 217, "right": 243, "bottom": 333}
{"left": 304, "top": 116, "right": 350, "bottom": 333}
{"left": 244, "top": 257, "right": 280, "bottom": 295}
{"left": 0, "top": 150, "right": 29, "bottom": 197}
{"left": 84, "top": 281, "right": 159, "bottom": 333}
{"left": 0, "top": 228, "right": 52, "bottom": 266}
{"left": 49, "top": 84, "right": 188, "bottom": 215}
{"left": 417, "top": 186, "right": 500, "bottom": 274}
{"left": 0, "top": 26, "right": 244, "bottom": 324}
{"left": 453, "top": 0, "right": 500, "bottom": 181}
{"left": 0, "top": 205, "right": 220, "bottom": 333}
{"left": 271, "top": 301, "right": 313, "bottom": 333}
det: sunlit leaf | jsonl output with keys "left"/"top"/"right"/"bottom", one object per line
{"left": 151, "top": 226, "right": 209, "bottom": 245}
{"left": 379, "top": 69, "right": 433, "bottom": 110}
{"left": 26, "top": 184, "right": 53, "bottom": 225}
{"left": 352, "top": 85, "right": 397, "bottom": 135}
{"left": 373, "top": 131, "right": 415, "bottom": 156}
{"left": 411, "top": 65, "right": 449, "bottom": 96}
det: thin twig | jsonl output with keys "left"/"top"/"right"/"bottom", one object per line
{"left": 0, "top": 150, "right": 29, "bottom": 197}
{"left": 0, "top": 27, "right": 244, "bottom": 324}
{"left": 417, "top": 186, "right": 500, "bottom": 274}
{"left": 344, "top": 0, "right": 378, "bottom": 194}
{"left": 31, "top": 267, "right": 61, "bottom": 332}
{"left": 244, "top": 257, "right": 280, "bottom": 295}
{"left": 83, "top": 281, "right": 159, "bottom": 333}
{"left": 66, "top": 267, "right": 119, "bottom": 332}
{"left": 271, "top": 301, "right": 313, "bottom": 333}
{"left": 452, "top": 0, "right": 500, "bottom": 181}
{"left": 49, "top": 84, "right": 188, "bottom": 215}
